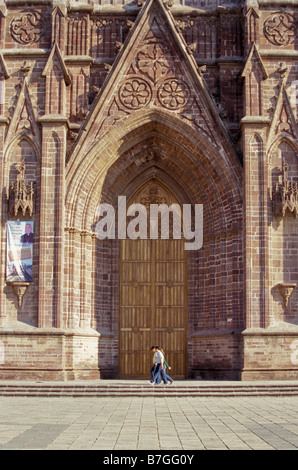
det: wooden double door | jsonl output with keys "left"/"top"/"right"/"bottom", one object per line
{"left": 119, "top": 181, "right": 187, "bottom": 379}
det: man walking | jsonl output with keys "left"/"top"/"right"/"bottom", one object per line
{"left": 150, "top": 346, "right": 158, "bottom": 382}
{"left": 149, "top": 346, "right": 168, "bottom": 385}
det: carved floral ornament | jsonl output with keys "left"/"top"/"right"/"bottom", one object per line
{"left": 158, "top": 79, "right": 190, "bottom": 110}
{"left": 137, "top": 43, "right": 171, "bottom": 83}
{"left": 119, "top": 78, "right": 152, "bottom": 109}
{"left": 118, "top": 77, "right": 191, "bottom": 112}
{"left": 264, "top": 11, "right": 296, "bottom": 46}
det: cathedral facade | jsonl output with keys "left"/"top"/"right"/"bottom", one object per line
{"left": 0, "top": 0, "right": 297, "bottom": 380}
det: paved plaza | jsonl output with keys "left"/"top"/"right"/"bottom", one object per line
{"left": 0, "top": 393, "right": 298, "bottom": 450}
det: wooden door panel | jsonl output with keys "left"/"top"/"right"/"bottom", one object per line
{"left": 120, "top": 285, "right": 151, "bottom": 308}
{"left": 120, "top": 240, "right": 186, "bottom": 379}
{"left": 155, "top": 307, "right": 185, "bottom": 328}
{"left": 122, "top": 238, "right": 151, "bottom": 261}
{"left": 119, "top": 181, "right": 187, "bottom": 379}
{"left": 156, "top": 240, "right": 185, "bottom": 261}
{"left": 119, "top": 307, "right": 151, "bottom": 329}
{"left": 121, "top": 262, "right": 151, "bottom": 283}
{"left": 155, "top": 286, "right": 185, "bottom": 308}
{"left": 155, "top": 262, "right": 185, "bottom": 283}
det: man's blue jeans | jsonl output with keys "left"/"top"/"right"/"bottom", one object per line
{"left": 151, "top": 364, "right": 168, "bottom": 384}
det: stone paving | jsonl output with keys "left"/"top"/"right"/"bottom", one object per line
{"left": 0, "top": 393, "right": 298, "bottom": 450}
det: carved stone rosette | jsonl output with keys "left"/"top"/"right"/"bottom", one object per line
{"left": 119, "top": 78, "right": 152, "bottom": 110}
{"left": 157, "top": 79, "right": 190, "bottom": 110}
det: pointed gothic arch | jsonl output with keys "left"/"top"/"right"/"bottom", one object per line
{"left": 63, "top": 109, "right": 244, "bottom": 378}
{"left": 66, "top": 110, "right": 243, "bottom": 232}
{"left": 268, "top": 135, "right": 298, "bottom": 163}
{"left": 4, "top": 132, "right": 40, "bottom": 163}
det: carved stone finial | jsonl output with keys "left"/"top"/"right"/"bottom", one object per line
{"left": 6, "top": 159, "right": 34, "bottom": 217}
{"left": 77, "top": 107, "right": 89, "bottom": 121}
{"left": 198, "top": 64, "right": 207, "bottom": 76}
{"left": 165, "top": 0, "right": 174, "bottom": 8}
{"left": 115, "top": 41, "right": 123, "bottom": 52}
{"left": 126, "top": 20, "right": 134, "bottom": 30}
{"left": 186, "top": 43, "right": 196, "bottom": 55}
{"left": 104, "top": 63, "right": 112, "bottom": 72}
{"left": 92, "top": 85, "right": 100, "bottom": 95}
{"left": 272, "top": 161, "right": 298, "bottom": 218}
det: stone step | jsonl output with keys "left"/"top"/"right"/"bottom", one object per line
{"left": 0, "top": 391, "right": 298, "bottom": 398}
{"left": 0, "top": 382, "right": 298, "bottom": 397}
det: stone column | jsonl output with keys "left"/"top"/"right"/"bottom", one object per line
{"left": 0, "top": 116, "right": 8, "bottom": 326}
{"left": 37, "top": 37, "right": 70, "bottom": 328}
{"left": 241, "top": 120, "right": 270, "bottom": 329}
{"left": 79, "top": 230, "right": 93, "bottom": 328}
{"left": 37, "top": 117, "right": 67, "bottom": 328}
{"left": 67, "top": 228, "right": 81, "bottom": 328}
{"left": 0, "top": 27, "right": 9, "bottom": 324}
{"left": 90, "top": 233, "right": 97, "bottom": 330}
{"left": 241, "top": 5, "right": 270, "bottom": 329}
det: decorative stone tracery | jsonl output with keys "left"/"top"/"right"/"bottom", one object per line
{"left": 264, "top": 11, "right": 296, "bottom": 46}
{"left": 137, "top": 43, "right": 171, "bottom": 83}
{"left": 10, "top": 10, "right": 46, "bottom": 45}
{"left": 6, "top": 159, "right": 34, "bottom": 218}
{"left": 272, "top": 161, "right": 298, "bottom": 218}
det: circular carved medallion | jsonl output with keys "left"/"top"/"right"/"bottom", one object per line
{"left": 10, "top": 11, "right": 46, "bottom": 45}
{"left": 264, "top": 12, "right": 296, "bottom": 46}
{"left": 119, "top": 78, "right": 152, "bottom": 110}
{"left": 158, "top": 79, "right": 190, "bottom": 110}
